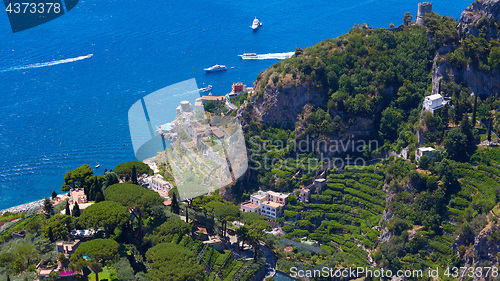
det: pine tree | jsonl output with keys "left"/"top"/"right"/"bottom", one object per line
{"left": 48, "top": 226, "right": 54, "bottom": 242}
{"left": 65, "top": 200, "right": 71, "bottom": 216}
{"left": 403, "top": 12, "right": 413, "bottom": 26}
{"left": 51, "top": 190, "right": 57, "bottom": 200}
{"left": 132, "top": 165, "right": 138, "bottom": 185}
{"left": 171, "top": 193, "right": 180, "bottom": 215}
{"left": 95, "top": 191, "right": 104, "bottom": 203}
{"left": 43, "top": 197, "right": 53, "bottom": 219}
{"left": 72, "top": 202, "right": 81, "bottom": 217}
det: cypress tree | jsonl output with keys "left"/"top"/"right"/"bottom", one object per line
{"left": 72, "top": 202, "right": 81, "bottom": 217}
{"left": 65, "top": 200, "right": 71, "bottom": 216}
{"left": 132, "top": 165, "right": 138, "bottom": 185}
{"left": 171, "top": 193, "right": 180, "bottom": 215}
{"left": 488, "top": 117, "right": 493, "bottom": 142}
{"left": 89, "top": 176, "right": 100, "bottom": 201}
{"left": 51, "top": 190, "right": 57, "bottom": 200}
{"left": 472, "top": 93, "right": 478, "bottom": 127}
{"left": 441, "top": 108, "right": 449, "bottom": 128}
{"left": 95, "top": 191, "right": 104, "bottom": 203}
{"left": 48, "top": 226, "right": 54, "bottom": 242}
{"left": 460, "top": 115, "right": 474, "bottom": 144}
{"left": 185, "top": 205, "right": 189, "bottom": 223}
{"left": 43, "top": 197, "right": 53, "bottom": 219}
{"left": 7, "top": 275, "right": 10, "bottom": 281}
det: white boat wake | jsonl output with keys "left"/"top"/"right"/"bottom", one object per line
{"left": 0, "top": 54, "right": 93, "bottom": 73}
{"left": 240, "top": 52, "right": 294, "bottom": 60}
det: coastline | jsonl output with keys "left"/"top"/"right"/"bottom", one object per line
{"left": 0, "top": 199, "right": 44, "bottom": 215}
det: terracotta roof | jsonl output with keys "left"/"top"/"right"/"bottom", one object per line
{"left": 241, "top": 202, "right": 259, "bottom": 209}
{"left": 195, "top": 227, "right": 208, "bottom": 235}
{"left": 261, "top": 201, "right": 283, "bottom": 208}
{"left": 163, "top": 200, "right": 172, "bottom": 206}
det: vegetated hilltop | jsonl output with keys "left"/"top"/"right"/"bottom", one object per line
{"left": 234, "top": 0, "right": 500, "bottom": 277}
{"left": 239, "top": 22, "right": 434, "bottom": 150}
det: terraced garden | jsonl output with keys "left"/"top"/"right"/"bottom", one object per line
{"left": 283, "top": 164, "right": 386, "bottom": 266}
{"left": 164, "top": 235, "right": 260, "bottom": 281}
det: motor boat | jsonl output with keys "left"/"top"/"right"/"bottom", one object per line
{"left": 251, "top": 17, "right": 262, "bottom": 30}
{"left": 204, "top": 65, "right": 227, "bottom": 72}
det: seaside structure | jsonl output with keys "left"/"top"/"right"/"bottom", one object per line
{"left": 227, "top": 82, "right": 247, "bottom": 98}
{"left": 415, "top": 147, "right": 436, "bottom": 162}
{"left": 240, "top": 190, "right": 289, "bottom": 218}
{"left": 194, "top": 95, "right": 226, "bottom": 108}
{"left": 423, "top": 94, "right": 447, "bottom": 114}
{"left": 69, "top": 188, "right": 87, "bottom": 205}
{"left": 416, "top": 2, "right": 433, "bottom": 25}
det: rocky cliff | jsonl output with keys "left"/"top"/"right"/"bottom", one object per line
{"left": 239, "top": 68, "right": 326, "bottom": 127}
{"left": 432, "top": 0, "right": 500, "bottom": 97}
{"left": 458, "top": 0, "right": 500, "bottom": 40}
{"left": 432, "top": 53, "right": 500, "bottom": 96}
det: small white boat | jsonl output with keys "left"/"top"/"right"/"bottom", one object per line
{"left": 204, "top": 65, "right": 227, "bottom": 72}
{"left": 200, "top": 85, "right": 212, "bottom": 92}
{"left": 86, "top": 54, "right": 93, "bottom": 58}
{"left": 95, "top": 164, "right": 100, "bottom": 168}
{"left": 238, "top": 53, "right": 258, "bottom": 58}
{"left": 251, "top": 17, "right": 262, "bottom": 30}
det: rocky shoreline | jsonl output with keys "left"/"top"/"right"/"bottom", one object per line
{"left": 0, "top": 199, "right": 44, "bottom": 215}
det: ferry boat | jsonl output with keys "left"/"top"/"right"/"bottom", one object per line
{"left": 238, "top": 53, "right": 258, "bottom": 59}
{"left": 251, "top": 17, "right": 262, "bottom": 30}
{"left": 204, "top": 65, "right": 227, "bottom": 72}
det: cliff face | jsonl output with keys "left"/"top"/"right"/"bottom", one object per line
{"left": 237, "top": 69, "right": 375, "bottom": 156}
{"left": 458, "top": 0, "right": 500, "bottom": 40}
{"left": 432, "top": 0, "right": 500, "bottom": 96}
{"left": 453, "top": 219, "right": 500, "bottom": 281}
{"left": 432, "top": 54, "right": 500, "bottom": 96}
{"left": 242, "top": 69, "right": 326, "bottom": 127}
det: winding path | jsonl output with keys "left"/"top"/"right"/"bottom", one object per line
{"left": 260, "top": 243, "right": 276, "bottom": 280}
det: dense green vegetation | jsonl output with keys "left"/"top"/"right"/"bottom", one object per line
{"left": 113, "top": 161, "right": 153, "bottom": 178}
{"left": 235, "top": 6, "right": 500, "bottom": 279}
{"left": 277, "top": 165, "right": 385, "bottom": 271}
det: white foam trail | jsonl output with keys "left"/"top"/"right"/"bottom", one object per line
{"left": 0, "top": 54, "right": 93, "bottom": 73}
{"left": 240, "top": 52, "right": 294, "bottom": 60}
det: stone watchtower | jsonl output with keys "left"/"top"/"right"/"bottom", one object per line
{"left": 416, "top": 2, "right": 433, "bottom": 25}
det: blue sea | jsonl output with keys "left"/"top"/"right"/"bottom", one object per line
{"left": 0, "top": 0, "right": 471, "bottom": 210}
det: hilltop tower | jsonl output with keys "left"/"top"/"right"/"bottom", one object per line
{"left": 416, "top": 2, "right": 433, "bottom": 25}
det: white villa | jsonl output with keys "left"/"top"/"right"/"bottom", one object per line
{"left": 423, "top": 94, "right": 447, "bottom": 113}
{"left": 415, "top": 147, "right": 436, "bottom": 162}
{"left": 240, "top": 190, "right": 289, "bottom": 218}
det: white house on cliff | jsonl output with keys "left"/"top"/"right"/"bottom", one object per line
{"left": 423, "top": 94, "right": 447, "bottom": 113}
